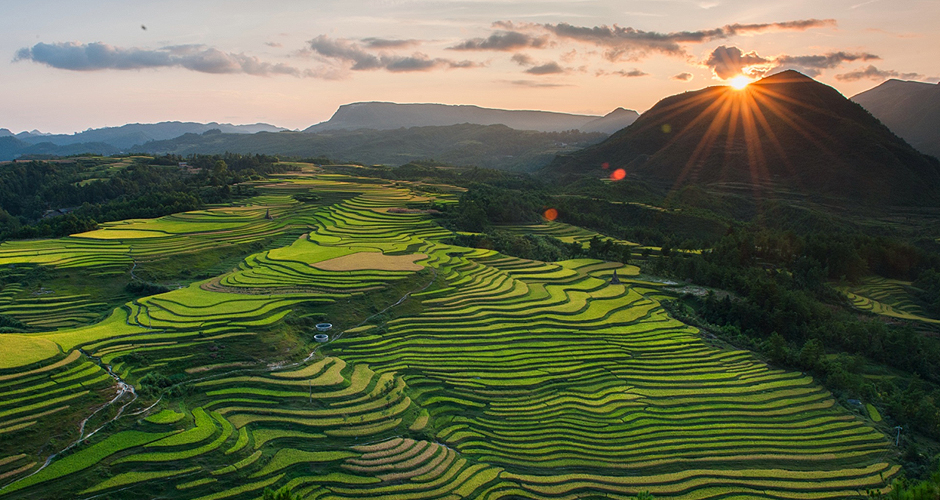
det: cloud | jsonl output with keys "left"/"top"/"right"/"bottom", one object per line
{"left": 265, "top": 42, "right": 283, "bottom": 48}
{"left": 307, "top": 36, "right": 382, "bottom": 70}
{"left": 307, "top": 35, "right": 478, "bottom": 72}
{"left": 514, "top": 18, "right": 835, "bottom": 61}
{"left": 672, "top": 72, "right": 694, "bottom": 81}
{"left": 597, "top": 69, "right": 648, "bottom": 77}
{"left": 15, "top": 42, "right": 304, "bottom": 76}
{"left": 835, "top": 65, "right": 927, "bottom": 82}
{"left": 509, "top": 80, "right": 571, "bottom": 88}
{"left": 705, "top": 45, "right": 773, "bottom": 79}
{"left": 525, "top": 61, "right": 565, "bottom": 75}
{"left": 703, "top": 45, "right": 879, "bottom": 80}
{"left": 448, "top": 31, "right": 549, "bottom": 51}
{"left": 511, "top": 53, "right": 534, "bottom": 66}
{"left": 776, "top": 51, "right": 879, "bottom": 76}
{"left": 361, "top": 38, "right": 420, "bottom": 49}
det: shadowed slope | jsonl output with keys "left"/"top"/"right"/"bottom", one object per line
{"left": 547, "top": 71, "right": 940, "bottom": 206}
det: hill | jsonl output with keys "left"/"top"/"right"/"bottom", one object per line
{"left": 0, "top": 136, "right": 119, "bottom": 161}
{"left": 0, "top": 165, "right": 908, "bottom": 498}
{"left": 852, "top": 79, "right": 940, "bottom": 158}
{"left": 304, "top": 101, "right": 638, "bottom": 134}
{"left": 12, "top": 121, "right": 288, "bottom": 150}
{"left": 546, "top": 70, "right": 940, "bottom": 206}
{"left": 133, "top": 124, "right": 607, "bottom": 171}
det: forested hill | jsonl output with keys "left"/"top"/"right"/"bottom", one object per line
{"left": 132, "top": 124, "right": 607, "bottom": 172}
{"left": 0, "top": 154, "right": 286, "bottom": 241}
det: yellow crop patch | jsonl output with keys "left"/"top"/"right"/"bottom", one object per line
{"left": 311, "top": 252, "right": 427, "bottom": 271}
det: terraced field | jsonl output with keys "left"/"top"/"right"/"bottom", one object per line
{"left": 0, "top": 165, "right": 897, "bottom": 499}
{"left": 838, "top": 277, "right": 940, "bottom": 325}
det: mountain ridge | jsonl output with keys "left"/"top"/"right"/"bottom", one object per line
{"left": 851, "top": 79, "right": 940, "bottom": 158}
{"left": 9, "top": 121, "right": 289, "bottom": 150}
{"left": 304, "top": 102, "right": 639, "bottom": 134}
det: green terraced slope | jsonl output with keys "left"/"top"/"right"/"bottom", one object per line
{"left": 0, "top": 166, "right": 898, "bottom": 500}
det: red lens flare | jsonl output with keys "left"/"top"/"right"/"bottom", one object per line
{"left": 610, "top": 169, "right": 626, "bottom": 181}
{"left": 543, "top": 208, "right": 559, "bottom": 221}
{"left": 601, "top": 162, "right": 610, "bottom": 170}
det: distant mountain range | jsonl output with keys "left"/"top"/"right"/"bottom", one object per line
{"left": 0, "top": 136, "right": 119, "bottom": 161}
{"left": 1, "top": 104, "right": 639, "bottom": 162}
{"left": 304, "top": 102, "right": 639, "bottom": 135}
{"left": 852, "top": 79, "right": 940, "bottom": 159}
{"left": 7, "top": 122, "right": 288, "bottom": 150}
{"left": 132, "top": 125, "right": 607, "bottom": 172}
{"left": 547, "top": 70, "right": 940, "bottom": 206}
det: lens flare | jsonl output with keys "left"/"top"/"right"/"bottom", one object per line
{"left": 610, "top": 168, "right": 626, "bottom": 181}
{"left": 601, "top": 162, "right": 610, "bottom": 170}
{"left": 543, "top": 208, "right": 559, "bottom": 221}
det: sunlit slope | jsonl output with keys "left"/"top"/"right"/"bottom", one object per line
{"left": 0, "top": 171, "right": 897, "bottom": 499}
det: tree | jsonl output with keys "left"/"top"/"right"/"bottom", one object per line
{"left": 765, "top": 332, "right": 790, "bottom": 366}
{"left": 263, "top": 487, "right": 298, "bottom": 500}
{"left": 799, "top": 338, "right": 826, "bottom": 371}
{"left": 212, "top": 160, "right": 228, "bottom": 175}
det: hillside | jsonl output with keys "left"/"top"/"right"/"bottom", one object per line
{"left": 134, "top": 124, "right": 607, "bottom": 171}
{"left": 11, "top": 122, "right": 288, "bottom": 150}
{"left": 304, "top": 101, "right": 638, "bottom": 134}
{"left": 0, "top": 136, "right": 119, "bottom": 161}
{"left": 0, "top": 164, "right": 904, "bottom": 499}
{"left": 852, "top": 79, "right": 940, "bottom": 158}
{"left": 547, "top": 70, "right": 940, "bottom": 206}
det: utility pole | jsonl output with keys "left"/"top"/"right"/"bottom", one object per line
{"left": 894, "top": 426, "right": 903, "bottom": 446}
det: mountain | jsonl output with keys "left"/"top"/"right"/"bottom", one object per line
{"left": 13, "top": 122, "right": 288, "bottom": 150}
{"left": 579, "top": 107, "right": 641, "bottom": 134}
{"left": 0, "top": 136, "right": 119, "bottom": 161}
{"left": 546, "top": 70, "right": 940, "bottom": 206}
{"left": 133, "top": 124, "right": 607, "bottom": 171}
{"left": 852, "top": 79, "right": 940, "bottom": 158}
{"left": 0, "top": 129, "right": 13, "bottom": 138}
{"left": 304, "top": 102, "right": 638, "bottom": 134}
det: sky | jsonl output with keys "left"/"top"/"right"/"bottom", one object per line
{"left": 2, "top": 0, "right": 939, "bottom": 134}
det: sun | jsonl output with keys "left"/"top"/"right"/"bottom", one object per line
{"left": 729, "top": 75, "right": 752, "bottom": 90}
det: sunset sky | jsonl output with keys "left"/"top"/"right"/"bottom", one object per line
{"left": 3, "top": 0, "right": 938, "bottom": 134}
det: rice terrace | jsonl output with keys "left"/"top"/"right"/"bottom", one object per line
{"left": 0, "top": 162, "right": 903, "bottom": 499}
